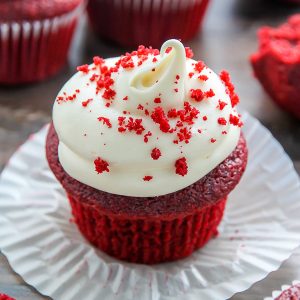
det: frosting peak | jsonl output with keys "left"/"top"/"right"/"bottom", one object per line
{"left": 53, "top": 40, "right": 242, "bottom": 197}
{"left": 118, "top": 39, "right": 187, "bottom": 114}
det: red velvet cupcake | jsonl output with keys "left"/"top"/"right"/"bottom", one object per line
{"left": 0, "top": 0, "right": 85, "bottom": 85}
{"left": 46, "top": 39, "right": 247, "bottom": 264}
{"left": 87, "top": 0, "right": 210, "bottom": 48}
{"left": 251, "top": 14, "right": 300, "bottom": 119}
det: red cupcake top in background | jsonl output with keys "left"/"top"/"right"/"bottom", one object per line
{"left": 251, "top": 14, "right": 300, "bottom": 119}
{"left": 0, "top": 0, "right": 83, "bottom": 21}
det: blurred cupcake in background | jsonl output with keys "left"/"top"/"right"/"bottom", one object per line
{"left": 250, "top": 14, "right": 300, "bottom": 119}
{"left": 87, "top": 0, "right": 210, "bottom": 48}
{"left": 0, "top": 0, "right": 85, "bottom": 85}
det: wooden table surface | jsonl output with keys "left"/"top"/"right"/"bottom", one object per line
{"left": 0, "top": 0, "right": 300, "bottom": 299}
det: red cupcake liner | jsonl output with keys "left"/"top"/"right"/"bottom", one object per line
{"left": 87, "top": 0, "right": 210, "bottom": 48}
{"left": 0, "top": 3, "right": 84, "bottom": 85}
{"left": 68, "top": 194, "right": 227, "bottom": 264}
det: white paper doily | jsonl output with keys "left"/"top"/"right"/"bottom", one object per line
{"left": 0, "top": 112, "right": 300, "bottom": 300}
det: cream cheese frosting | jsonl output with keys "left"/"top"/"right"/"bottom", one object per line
{"left": 53, "top": 39, "right": 242, "bottom": 197}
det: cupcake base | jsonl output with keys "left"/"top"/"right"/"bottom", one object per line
{"left": 69, "top": 194, "right": 227, "bottom": 264}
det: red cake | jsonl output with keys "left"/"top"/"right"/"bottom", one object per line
{"left": 251, "top": 14, "right": 300, "bottom": 119}
{"left": 46, "top": 124, "right": 247, "bottom": 263}
{"left": 87, "top": 0, "right": 210, "bottom": 48}
{"left": 0, "top": 0, "right": 84, "bottom": 85}
{"left": 46, "top": 39, "right": 247, "bottom": 264}
{"left": 0, "top": 294, "right": 15, "bottom": 300}
{"left": 275, "top": 283, "right": 300, "bottom": 300}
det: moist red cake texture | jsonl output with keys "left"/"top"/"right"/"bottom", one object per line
{"left": 251, "top": 14, "right": 300, "bottom": 119}
{"left": 275, "top": 283, "right": 300, "bottom": 300}
{"left": 46, "top": 124, "right": 247, "bottom": 263}
{"left": 0, "top": 294, "right": 15, "bottom": 300}
{"left": 0, "top": 0, "right": 82, "bottom": 21}
{"left": 87, "top": 0, "right": 210, "bottom": 48}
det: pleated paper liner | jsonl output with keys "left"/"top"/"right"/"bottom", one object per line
{"left": 0, "top": 1, "right": 85, "bottom": 85}
{"left": 0, "top": 112, "right": 300, "bottom": 300}
{"left": 87, "top": 0, "right": 210, "bottom": 48}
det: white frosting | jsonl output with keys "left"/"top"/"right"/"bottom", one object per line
{"left": 53, "top": 39, "right": 241, "bottom": 197}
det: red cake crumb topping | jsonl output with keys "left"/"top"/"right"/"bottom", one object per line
{"left": 218, "top": 100, "right": 227, "bottom": 110}
{"left": 82, "top": 99, "right": 93, "bottom": 107}
{"left": 198, "top": 75, "right": 208, "bottom": 81}
{"left": 56, "top": 92, "right": 78, "bottom": 104}
{"left": 154, "top": 97, "right": 161, "bottom": 103}
{"left": 94, "top": 157, "right": 110, "bottom": 174}
{"left": 188, "top": 72, "right": 194, "bottom": 78}
{"left": 118, "top": 117, "right": 145, "bottom": 134}
{"left": 210, "top": 138, "right": 216, "bottom": 143}
{"left": 93, "top": 56, "right": 105, "bottom": 65}
{"left": 229, "top": 114, "right": 243, "bottom": 127}
{"left": 203, "top": 116, "right": 208, "bottom": 121}
{"left": 219, "top": 71, "right": 239, "bottom": 107}
{"left": 123, "top": 96, "right": 128, "bottom": 101}
{"left": 77, "top": 64, "right": 89, "bottom": 73}
{"left": 205, "top": 89, "right": 215, "bottom": 98}
{"left": 144, "top": 131, "right": 152, "bottom": 143}
{"left": 185, "top": 47, "right": 194, "bottom": 58}
{"left": 151, "top": 107, "right": 171, "bottom": 133}
{"left": 218, "top": 117, "right": 227, "bottom": 125}
{"left": 190, "top": 89, "right": 204, "bottom": 102}
{"left": 194, "top": 61, "right": 206, "bottom": 73}
{"left": 175, "top": 157, "right": 188, "bottom": 176}
{"left": 143, "top": 175, "right": 153, "bottom": 181}
{"left": 151, "top": 148, "right": 161, "bottom": 160}
{"left": 165, "top": 47, "right": 172, "bottom": 54}
{"left": 98, "top": 117, "right": 112, "bottom": 128}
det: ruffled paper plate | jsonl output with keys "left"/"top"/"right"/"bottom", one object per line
{"left": 0, "top": 112, "right": 300, "bottom": 300}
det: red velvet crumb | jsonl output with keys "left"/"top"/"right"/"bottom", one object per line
{"left": 218, "top": 100, "right": 227, "bottom": 110}
{"left": 175, "top": 157, "right": 188, "bottom": 176}
{"left": 77, "top": 64, "right": 89, "bottom": 73}
{"left": 198, "top": 75, "right": 208, "bottom": 81}
{"left": 151, "top": 107, "right": 171, "bottom": 133}
{"left": 185, "top": 47, "right": 194, "bottom": 58}
{"left": 194, "top": 61, "right": 205, "bottom": 73}
{"left": 143, "top": 176, "right": 153, "bottom": 181}
{"left": 98, "top": 117, "right": 112, "bottom": 128}
{"left": 151, "top": 148, "right": 161, "bottom": 160}
{"left": 154, "top": 97, "right": 161, "bottom": 103}
{"left": 190, "top": 89, "right": 204, "bottom": 102}
{"left": 219, "top": 70, "right": 239, "bottom": 107}
{"left": 82, "top": 98, "right": 93, "bottom": 107}
{"left": 217, "top": 117, "right": 227, "bottom": 125}
{"left": 94, "top": 157, "right": 109, "bottom": 174}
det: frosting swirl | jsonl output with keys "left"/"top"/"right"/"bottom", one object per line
{"left": 53, "top": 39, "right": 242, "bottom": 197}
